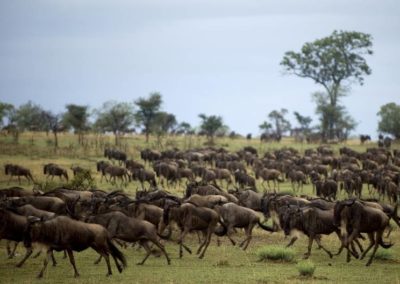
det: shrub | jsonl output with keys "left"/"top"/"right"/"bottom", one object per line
{"left": 257, "top": 246, "right": 295, "bottom": 262}
{"left": 296, "top": 260, "right": 316, "bottom": 277}
{"left": 66, "top": 171, "right": 96, "bottom": 191}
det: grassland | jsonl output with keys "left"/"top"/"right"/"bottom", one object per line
{"left": 0, "top": 132, "right": 399, "bottom": 283}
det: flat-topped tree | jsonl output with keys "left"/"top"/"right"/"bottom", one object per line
{"left": 281, "top": 30, "right": 373, "bottom": 140}
{"left": 134, "top": 92, "right": 163, "bottom": 143}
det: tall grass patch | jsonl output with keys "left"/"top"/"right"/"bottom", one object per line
{"left": 296, "top": 260, "right": 316, "bottom": 277}
{"left": 257, "top": 246, "right": 295, "bottom": 262}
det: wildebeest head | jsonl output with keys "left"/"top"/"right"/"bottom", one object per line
{"left": 281, "top": 206, "right": 302, "bottom": 236}
{"left": 333, "top": 198, "right": 355, "bottom": 227}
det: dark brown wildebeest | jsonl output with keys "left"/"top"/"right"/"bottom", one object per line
{"left": 255, "top": 168, "right": 283, "bottom": 191}
{"left": 234, "top": 170, "right": 256, "bottom": 188}
{"left": 153, "top": 161, "right": 178, "bottom": 186}
{"left": 0, "top": 205, "right": 33, "bottom": 263}
{"left": 315, "top": 179, "right": 338, "bottom": 201}
{"left": 233, "top": 189, "right": 263, "bottom": 211}
{"left": 185, "top": 182, "right": 238, "bottom": 203}
{"left": 212, "top": 168, "right": 233, "bottom": 186}
{"left": 96, "top": 160, "right": 111, "bottom": 182}
{"left": 84, "top": 211, "right": 170, "bottom": 266}
{"left": 287, "top": 170, "right": 307, "bottom": 192}
{"left": 162, "top": 203, "right": 227, "bottom": 259}
{"left": 23, "top": 215, "right": 127, "bottom": 278}
{"left": 44, "top": 163, "right": 69, "bottom": 181}
{"left": 333, "top": 199, "right": 393, "bottom": 266}
{"left": 104, "top": 148, "right": 127, "bottom": 164}
{"left": 360, "top": 134, "right": 371, "bottom": 145}
{"left": 4, "top": 164, "right": 34, "bottom": 184}
{"left": 214, "top": 202, "right": 274, "bottom": 250}
{"left": 140, "top": 149, "right": 162, "bottom": 163}
{"left": 281, "top": 205, "right": 340, "bottom": 259}
{"left": 125, "top": 159, "right": 145, "bottom": 170}
{"left": 131, "top": 168, "right": 157, "bottom": 188}
{"left": 102, "top": 165, "right": 130, "bottom": 185}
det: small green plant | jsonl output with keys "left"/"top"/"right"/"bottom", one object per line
{"left": 373, "top": 249, "right": 393, "bottom": 261}
{"left": 296, "top": 260, "right": 316, "bottom": 277}
{"left": 257, "top": 246, "right": 295, "bottom": 262}
{"left": 66, "top": 171, "right": 96, "bottom": 191}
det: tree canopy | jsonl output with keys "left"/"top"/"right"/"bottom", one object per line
{"left": 377, "top": 102, "right": 400, "bottom": 139}
{"left": 134, "top": 92, "right": 163, "bottom": 142}
{"left": 94, "top": 101, "right": 135, "bottom": 145}
{"left": 63, "top": 104, "right": 90, "bottom": 144}
{"left": 281, "top": 30, "right": 373, "bottom": 140}
{"left": 198, "top": 113, "right": 225, "bottom": 143}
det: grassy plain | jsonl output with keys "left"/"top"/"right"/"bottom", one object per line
{"left": 0, "top": 132, "right": 399, "bottom": 284}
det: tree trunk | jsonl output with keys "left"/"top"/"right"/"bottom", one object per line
{"left": 53, "top": 131, "right": 58, "bottom": 148}
{"left": 145, "top": 132, "right": 149, "bottom": 143}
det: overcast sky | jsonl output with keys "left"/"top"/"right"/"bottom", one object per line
{"left": 0, "top": 0, "right": 399, "bottom": 137}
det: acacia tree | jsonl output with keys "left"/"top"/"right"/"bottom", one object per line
{"left": 63, "top": 104, "right": 90, "bottom": 145}
{"left": 94, "top": 101, "right": 135, "bottom": 145}
{"left": 259, "top": 121, "right": 272, "bottom": 134}
{"left": 134, "top": 92, "right": 163, "bottom": 142}
{"left": 281, "top": 30, "right": 373, "bottom": 139}
{"left": 268, "top": 108, "right": 291, "bottom": 136}
{"left": 377, "top": 102, "right": 400, "bottom": 139}
{"left": 198, "top": 114, "right": 224, "bottom": 144}
{"left": 293, "top": 111, "right": 312, "bottom": 133}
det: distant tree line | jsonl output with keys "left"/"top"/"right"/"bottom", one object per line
{"left": 1, "top": 31, "right": 399, "bottom": 145}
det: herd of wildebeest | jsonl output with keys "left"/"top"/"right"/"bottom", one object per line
{"left": 1, "top": 144, "right": 400, "bottom": 278}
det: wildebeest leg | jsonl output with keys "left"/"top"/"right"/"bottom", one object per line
{"left": 7, "top": 241, "right": 18, "bottom": 258}
{"left": 37, "top": 249, "right": 52, "bottom": 278}
{"left": 385, "top": 224, "right": 393, "bottom": 238}
{"left": 16, "top": 247, "right": 33, "bottom": 268}
{"left": 150, "top": 239, "right": 171, "bottom": 265}
{"left": 94, "top": 254, "right": 103, "bottom": 264}
{"left": 314, "top": 236, "right": 333, "bottom": 258}
{"left": 178, "top": 228, "right": 189, "bottom": 258}
{"left": 366, "top": 232, "right": 381, "bottom": 266}
{"left": 66, "top": 249, "right": 80, "bottom": 277}
{"left": 360, "top": 233, "right": 375, "bottom": 260}
{"left": 198, "top": 231, "right": 212, "bottom": 259}
{"left": 196, "top": 231, "right": 207, "bottom": 254}
{"left": 286, "top": 236, "right": 298, "bottom": 247}
{"left": 226, "top": 227, "right": 236, "bottom": 246}
{"left": 137, "top": 241, "right": 152, "bottom": 265}
{"left": 240, "top": 224, "right": 254, "bottom": 250}
{"left": 51, "top": 251, "right": 57, "bottom": 266}
{"left": 303, "top": 236, "right": 314, "bottom": 259}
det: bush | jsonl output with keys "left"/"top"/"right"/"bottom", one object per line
{"left": 66, "top": 171, "right": 96, "bottom": 191}
{"left": 296, "top": 260, "right": 316, "bottom": 277}
{"left": 257, "top": 246, "right": 295, "bottom": 262}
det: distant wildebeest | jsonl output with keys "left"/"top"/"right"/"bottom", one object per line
{"left": 359, "top": 134, "right": 371, "bottom": 145}
{"left": 131, "top": 168, "right": 157, "bottom": 188}
{"left": 104, "top": 148, "right": 127, "bottom": 164}
{"left": 23, "top": 216, "right": 127, "bottom": 278}
{"left": 4, "top": 164, "right": 34, "bottom": 184}
{"left": 44, "top": 163, "right": 68, "bottom": 181}
{"left": 103, "top": 165, "right": 129, "bottom": 184}
{"left": 255, "top": 168, "right": 283, "bottom": 191}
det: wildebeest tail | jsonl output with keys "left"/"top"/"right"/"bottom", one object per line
{"left": 378, "top": 236, "right": 393, "bottom": 249}
{"left": 108, "top": 239, "right": 127, "bottom": 270}
{"left": 258, "top": 220, "right": 274, "bottom": 232}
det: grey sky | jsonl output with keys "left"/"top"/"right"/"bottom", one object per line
{"left": 0, "top": 0, "right": 399, "bottom": 137}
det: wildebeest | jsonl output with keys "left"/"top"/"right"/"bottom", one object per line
{"left": 0, "top": 186, "right": 35, "bottom": 198}
{"left": 214, "top": 202, "right": 274, "bottom": 250}
{"left": 315, "top": 179, "right": 338, "bottom": 201}
{"left": 131, "top": 168, "right": 157, "bottom": 188}
{"left": 333, "top": 199, "right": 393, "bottom": 266}
{"left": 23, "top": 215, "right": 127, "bottom": 278}
{"left": 8, "top": 196, "right": 69, "bottom": 215}
{"left": 360, "top": 134, "right": 371, "bottom": 145}
{"left": 4, "top": 164, "right": 34, "bottom": 184}
{"left": 44, "top": 163, "right": 68, "bottom": 181}
{"left": 84, "top": 211, "right": 171, "bottom": 265}
{"left": 162, "top": 203, "right": 227, "bottom": 259}
{"left": 255, "top": 168, "right": 283, "bottom": 191}
{"left": 102, "top": 165, "right": 130, "bottom": 185}
{"left": 104, "top": 148, "right": 127, "bottom": 164}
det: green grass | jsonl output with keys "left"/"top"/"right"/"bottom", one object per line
{"left": 296, "top": 260, "right": 316, "bottom": 277}
{"left": 1, "top": 132, "right": 400, "bottom": 283}
{"left": 257, "top": 246, "right": 295, "bottom": 262}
